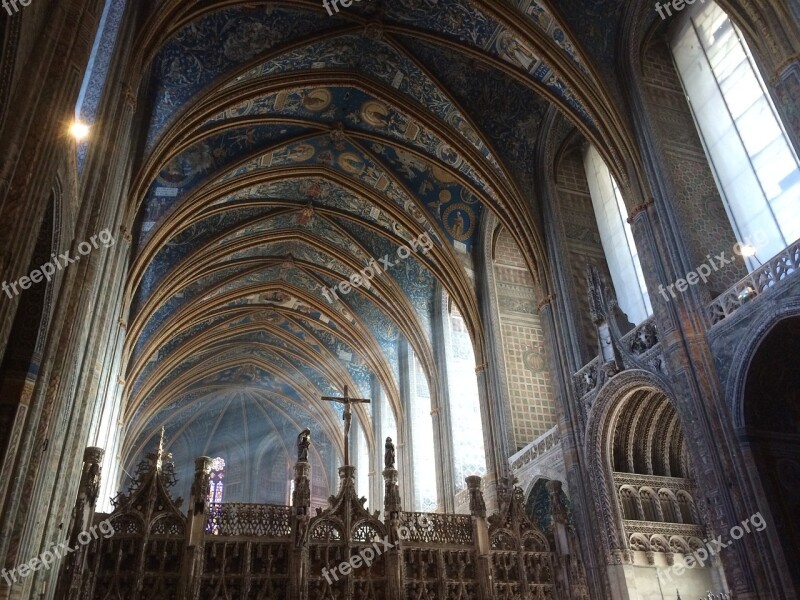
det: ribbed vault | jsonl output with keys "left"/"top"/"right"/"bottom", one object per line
{"left": 119, "top": 0, "right": 649, "bottom": 501}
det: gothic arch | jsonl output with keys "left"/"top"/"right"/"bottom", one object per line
{"left": 740, "top": 315, "right": 800, "bottom": 593}
{"left": 727, "top": 300, "right": 800, "bottom": 430}
{"left": 584, "top": 369, "right": 690, "bottom": 558}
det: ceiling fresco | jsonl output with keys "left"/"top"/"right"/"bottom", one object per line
{"left": 123, "top": 0, "right": 629, "bottom": 475}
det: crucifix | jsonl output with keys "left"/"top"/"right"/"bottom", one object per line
{"left": 321, "top": 385, "right": 371, "bottom": 466}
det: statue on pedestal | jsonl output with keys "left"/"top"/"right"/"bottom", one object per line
{"left": 297, "top": 429, "right": 311, "bottom": 462}
{"left": 385, "top": 437, "right": 396, "bottom": 469}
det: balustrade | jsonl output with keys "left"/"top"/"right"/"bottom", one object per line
{"left": 707, "top": 238, "right": 800, "bottom": 325}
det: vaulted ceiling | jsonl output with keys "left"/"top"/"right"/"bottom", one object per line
{"left": 120, "top": 0, "right": 633, "bottom": 476}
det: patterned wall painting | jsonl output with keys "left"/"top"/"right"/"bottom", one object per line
{"left": 217, "top": 34, "right": 503, "bottom": 172}
{"left": 146, "top": 6, "right": 349, "bottom": 146}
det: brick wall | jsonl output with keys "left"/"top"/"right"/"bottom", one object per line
{"left": 642, "top": 37, "right": 746, "bottom": 294}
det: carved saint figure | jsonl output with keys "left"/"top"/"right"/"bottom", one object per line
{"left": 298, "top": 429, "right": 311, "bottom": 462}
{"left": 451, "top": 211, "right": 466, "bottom": 238}
{"left": 385, "top": 437, "right": 396, "bottom": 469}
{"left": 86, "top": 463, "right": 101, "bottom": 506}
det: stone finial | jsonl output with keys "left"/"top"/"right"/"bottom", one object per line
{"left": 466, "top": 476, "right": 486, "bottom": 518}
{"left": 191, "top": 456, "right": 213, "bottom": 515}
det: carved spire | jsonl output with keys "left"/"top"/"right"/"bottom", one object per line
{"left": 156, "top": 426, "right": 166, "bottom": 470}
{"left": 586, "top": 264, "right": 613, "bottom": 326}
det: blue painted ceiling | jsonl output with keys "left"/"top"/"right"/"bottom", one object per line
{"left": 123, "top": 0, "right": 624, "bottom": 474}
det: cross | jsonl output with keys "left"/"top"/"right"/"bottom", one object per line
{"left": 321, "top": 385, "right": 371, "bottom": 466}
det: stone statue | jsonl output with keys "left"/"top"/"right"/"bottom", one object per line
{"left": 298, "top": 429, "right": 311, "bottom": 462}
{"left": 86, "top": 463, "right": 101, "bottom": 506}
{"left": 385, "top": 437, "right": 396, "bottom": 469}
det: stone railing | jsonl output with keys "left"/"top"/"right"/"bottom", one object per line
{"left": 612, "top": 472, "right": 694, "bottom": 495}
{"left": 572, "top": 317, "right": 665, "bottom": 402}
{"left": 206, "top": 502, "right": 293, "bottom": 537}
{"left": 622, "top": 520, "right": 706, "bottom": 540}
{"left": 509, "top": 426, "right": 560, "bottom": 471}
{"left": 397, "top": 511, "right": 473, "bottom": 545}
{"left": 707, "top": 238, "right": 800, "bottom": 325}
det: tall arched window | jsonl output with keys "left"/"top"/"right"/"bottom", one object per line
{"left": 583, "top": 145, "right": 652, "bottom": 324}
{"left": 75, "top": 0, "right": 128, "bottom": 169}
{"left": 446, "top": 303, "right": 487, "bottom": 490}
{"left": 410, "top": 350, "right": 437, "bottom": 512}
{"left": 208, "top": 457, "right": 225, "bottom": 504}
{"left": 671, "top": 1, "right": 800, "bottom": 267}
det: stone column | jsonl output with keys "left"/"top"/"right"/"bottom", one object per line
{"left": 290, "top": 455, "right": 311, "bottom": 600}
{"left": 397, "top": 339, "right": 415, "bottom": 510}
{"left": 536, "top": 294, "right": 608, "bottom": 600}
{"left": 467, "top": 476, "right": 492, "bottom": 599}
{"left": 475, "top": 215, "right": 516, "bottom": 514}
{"left": 383, "top": 465, "right": 401, "bottom": 522}
{"left": 60, "top": 447, "right": 104, "bottom": 598}
{"left": 383, "top": 458, "right": 402, "bottom": 600}
{"left": 74, "top": 448, "right": 104, "bottom": 539}
{"left": 187, "top": 457, "right": 212, "bottom": 544}
{"left": 370, "top": 376, "right": 384, "bottom": 509}
{"left": 181, "top": 456, "right": 211, "bottom": 600}
{"left": 474, "top": 365, "right": 502, "bottom": 513}
{"left": 431, "top": 287, "right": 456, "bottom": 512}
{"left": 548, "top": 480, "right": 590, "bottom": 600}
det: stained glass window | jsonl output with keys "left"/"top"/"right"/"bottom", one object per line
{"left": 208, "top": 457, "right": 225, "bottom": 504}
